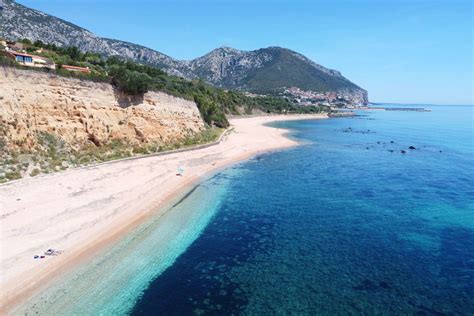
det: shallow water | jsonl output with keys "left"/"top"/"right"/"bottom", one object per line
{"left": 18, "top": 105, "right": 474, "bottom": 315}
{"left": 14, "top": 171, "right": 235, "bottom": 315}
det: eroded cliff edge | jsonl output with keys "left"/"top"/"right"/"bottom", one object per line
{"left": 0, "top": 68, "right": 204, "bottom": 149}
{"left": 0, "top": 68, "right": 206, "bottom": 181}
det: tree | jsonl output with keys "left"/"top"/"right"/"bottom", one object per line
{"left": 66, "top": 46, "right": 81, "bottom": 61}
{"left": 109, "top": 65, "right": 152, "bottom": 95}
{"left": 33, "top": 40, "right": 44, "bottom": 48}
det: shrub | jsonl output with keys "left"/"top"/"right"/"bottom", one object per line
{"left": 30, "top": 168, "right": 40, "bottom": 177}
{"left": 0, "top": 137, "right": 6, "bottom": 153}
{"left": 5, "top": 170, "right": 22, "bottom": 180}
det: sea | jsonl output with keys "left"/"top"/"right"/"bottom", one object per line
{"left": 16, "top": 104, "right": 474, "bottom": 315}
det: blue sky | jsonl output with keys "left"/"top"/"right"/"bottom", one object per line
{"left": 18, "top": 0, "right": 473, "bottom": 105}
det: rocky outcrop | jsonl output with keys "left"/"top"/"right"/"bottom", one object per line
{"left": 0, "top": 67, "right": 204, "bottom": 151}
{"left": 336, "top": 89, "right": 369, "bottom": 105}
{"left": 185, "top": 47, "right": 274, "bottom": 87}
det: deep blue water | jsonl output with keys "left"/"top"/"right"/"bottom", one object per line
{"left": 130, "top": 105, "right": 474, "bottom": 315}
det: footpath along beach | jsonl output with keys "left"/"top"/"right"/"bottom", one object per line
{"left": 0, "top": 114, "right": 326, "bottom": 314}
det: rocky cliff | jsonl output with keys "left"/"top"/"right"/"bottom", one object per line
{"left": 0, "top": 67, "right": 204, "bottom": 151}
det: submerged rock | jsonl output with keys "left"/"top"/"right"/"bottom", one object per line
{"left": 354, "top": 279, "right": 392, "bottom": 291}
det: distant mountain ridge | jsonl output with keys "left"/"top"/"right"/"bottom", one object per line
{"left": 0, "top": 0, "right": 368, "bottom": 104}
{"left": 187, "top": 46, "right": 361, "bottom": 93}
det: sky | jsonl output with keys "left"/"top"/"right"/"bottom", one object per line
{"left": 18, "top": 0, "right": 473, "bottom": 105}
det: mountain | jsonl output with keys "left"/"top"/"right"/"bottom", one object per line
{"left": 0, "top": 0, "right": 368, "bottom": 104}
{"left": 187, "top": 46, "right": 364, "bottom": 93}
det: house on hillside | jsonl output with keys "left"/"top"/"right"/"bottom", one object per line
{"left": 1, "top": 50, "right": 56, "bottom": 70}
{"left": 61, "top": 65, "right": 91, "bottom": 74}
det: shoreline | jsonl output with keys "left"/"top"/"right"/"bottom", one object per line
{"left": 0, "top": 114, "right": 326, "bottom": 314}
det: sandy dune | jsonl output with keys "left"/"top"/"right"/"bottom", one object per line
{"left": 0, "top": 114, "right": 326, "bottom": 313}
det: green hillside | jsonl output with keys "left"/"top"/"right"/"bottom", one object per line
{"left": 242, "top": 47, "right": 361, "bottom": 94}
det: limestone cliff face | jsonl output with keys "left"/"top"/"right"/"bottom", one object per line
{"left": 0, "top": 68, "right": 204, "bottom": 151}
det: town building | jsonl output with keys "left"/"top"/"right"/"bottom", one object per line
{"left": 1, "top": 50, "right": 55, "bottom": 70}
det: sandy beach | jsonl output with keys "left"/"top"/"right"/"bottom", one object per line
{"left": 0, "top": 114, "right": 326, "bottom": 313}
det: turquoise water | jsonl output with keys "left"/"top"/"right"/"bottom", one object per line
{"left": 18, "top": 105, "right": 473, "bottom": 315}
{"left": 15, "top": 171, "right": 235, "bottom": 315}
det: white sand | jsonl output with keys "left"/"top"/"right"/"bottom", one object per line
{"left": 0, "top": 114, "right": 326, "bottom": 312}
